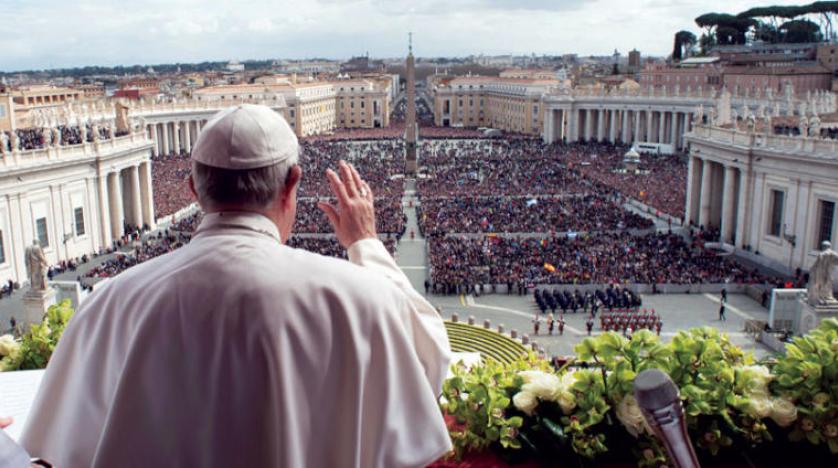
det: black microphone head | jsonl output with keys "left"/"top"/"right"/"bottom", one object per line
{"left": 633, "top": 368, "right": 679, "bottom": 411}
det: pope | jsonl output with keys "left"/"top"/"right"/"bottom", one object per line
{"left": 19, "top": 105, "right": 453, "bottom": 468}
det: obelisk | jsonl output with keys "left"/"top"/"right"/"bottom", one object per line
{"left": 405, "top": 32, "right": 418, "bottom": 174}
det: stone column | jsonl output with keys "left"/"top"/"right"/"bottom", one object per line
{"left": 140, "top": 161, "right": 156, "bottom": 229}
{"left": 108, "top": 171, "right": 124, "bottom": 240}
{"left": 129, "top": 165, "right": 143, "bottom": 229}
{"left": 584, "top": 109, "right": 593, "bottom": 141}
{"left": 543, "top": 109, "right": 554, "bottom": 143}
{"left": 669, "top": 112, "right": 677, "bottom": 146}
{"left": 720, "top": 165, "right": 738, "bottom": 243}
{"left": 597, "top": 109, "right": 605, "bottom": 141}
{"left": 161, "top": 122, "right": 170, "bottom": 155}
{"left": 97, "top": 174, "right": 112, "bottom": 248}
{"left": 184, "top": 120, "right": 192, "bottom": 153}
{"left": 148, "top": 125, "right": 158, "bottom": 157}
{"left": 657, "top": 111, "right": 666, "bottom": 143}
{"left": 735, "top": 167, "right": 750, "bottom": 248}
{"left": 699, "top": 159, "right": 713, "bottom": 228}
{"left": 609, "top": 109, "right": 617, "bottom": 142}
{"left": 644, "top": 110, "right": 652, "bottom": 142}
{"left": 633, "top": 110, "right": 641, "bottom": 143}
{"left": 622, "top": 110, "right": 630, "bottom": 143}
{"left": 172, "top": 121, "right": 181, "bottom": 155}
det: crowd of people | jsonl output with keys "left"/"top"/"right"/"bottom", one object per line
{"left": 151, "top": 152, "right": 194, "bottom": 218}
{"left": 427, "top": 232, "right": 778, "bottom": 293}
{"left": 560, "top": 141, "right": 688, "bottom": 219}
{"left": 2, "top": 124, "right": 121, "bottom": 152}
{"left": 534, "top": 286, "right": 642, "bottom": 315}
{"left": 417, "top": 194, "right": 652, "bottom": 235}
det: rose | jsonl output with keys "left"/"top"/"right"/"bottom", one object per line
{"left": 735, "top": 365, "right": 773, "bottom": 397}
{"left": 812, "top": 392, "right": 830, "bottom": 406}
{"left": 615, "top": 395, "right": 651, "bottom": 437}
{"left": 513, "top": 390, "right": 538, "bottom": 416}
{"left": 769, "top": 398, "right": 798, "bottom": 427}
{"left": 557, "top": 390, "right": 577, "bottom": 415}
{"left": 746, "top": 397, "right": 774, "bottom": 419}
{"left": 825, "top": 424, "right": 838, "bottom": 439}
{"left": 519, "top": 370, "right": 562, "bottom": 401}
{"left": 0, "top": 335, "right": 18, "bottom": 357}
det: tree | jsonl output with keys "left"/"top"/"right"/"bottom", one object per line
{"left": 695, "top": 13, "right": 756, "bottom": 46}
{"left": 673, "top": 30, "right": 698, "bottom": 61}
{"left": 779, "top": 18, "right": 823, "bottom": 42}
{"left": 808, "top": 1, "right": 838, "bottom": 41}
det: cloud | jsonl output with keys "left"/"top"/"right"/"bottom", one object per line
{"left": 247, "top": 18, "right": 275, "bottom": 33}
{"left": 0, "top": 0, "right": 815, "bottom": 72}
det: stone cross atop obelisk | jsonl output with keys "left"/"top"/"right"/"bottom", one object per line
{"left": 405, "top": 31, "right": 418, "bottom": 174}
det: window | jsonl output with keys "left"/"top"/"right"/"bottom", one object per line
{"left": 360, "top": 101, "right": 365, "bottom": 109}
{"left": 74, "top": 207, "right": 85, "bottom": 236}
{"left": 768, "top": 190, "right": 785, "bottom": 237}
{"left": 0, "top": 104, "right": 5, "bottom": 118}
{"left": 817, "top": 200, "right": 836, "bottom": 245}
{"left": 0, "top": 230, "right": 5, "bottom": 264}
{"left": 36, "top": 217, "right": 49, "bottom": 247}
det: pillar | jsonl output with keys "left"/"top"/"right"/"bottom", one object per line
{"left": 161, "top": 122, "right": 170, "bottom": 155}
{"left": 149, "top": 124, "right": 158, "bottom": 157}
{"left": 658, "top": 111, "right": 666, "bottom": 143}
{"left": 609, "top": 109, "right": 617, "bottom": 142}
{"left": 584, "top": 109, "right": 593, "bottom": 141}
{"left": 632, "top": 111, "right": 643, "bottom": 142}
{"left": 173, "top": 121, "right": 181, "bottom": 155}
{"left": 129, "top": 165, "right": 142, "bottom": 229}
{"left": 671, "top": 113, "right": 678, "bottom": 148}
{"left": 97, "top": 174, "right": 112, "bottom": 248}
{"left": 622, "top": 110, "right": 630, "bottom": 143}
{"left": 597, "top": 109, "right": 605, "bottom": 141}
{"left": 735, "top": 167, "right": 750, "bottom": 248}
{"left": 699, "top": 159, "right": 713, "bottom": 228}
{"left": 184, "top": 120, "right": 192, "bottom": 153}
{"left": 140, "top": 161, "right": 156, "bottom": 229}
{"left": 720, "top": 165, "right": 738, "bottom": 243}
{"left": 108, "top": 172, "right": 124, "bottom": 240}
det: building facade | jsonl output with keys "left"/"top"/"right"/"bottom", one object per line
{"left": 0, "top": 132, "right": 155, "bottom": 286}
{"left": 685, "top": 124, "right": 838, "bottom": 274}
{"left": 432, "top": 76, "right": 559, "bottom": 135}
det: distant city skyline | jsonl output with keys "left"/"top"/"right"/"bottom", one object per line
{"left": 0, "top": 0, "right": 811, "bottom": 72}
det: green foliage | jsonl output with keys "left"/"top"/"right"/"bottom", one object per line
{"left": 772, "top": 318, "right": 838, "bottom": 453}
{"left": 441, "top": 321, "right": 838, "bottom": 464}
{"left": 441, "top": 354, "right": 546, "bottom": 457}
{"left": 0, "top": 299, "right": 75, "bottom": 372}
{"left": 673, "top": 30, "right": 698, "bottom": 61}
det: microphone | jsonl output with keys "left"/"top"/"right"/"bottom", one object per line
{"left": 633, "top": 369, "right": 700, "bottom": 468}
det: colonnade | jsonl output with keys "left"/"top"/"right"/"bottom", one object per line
{"left": 544, "top": 107, "right": 695, "bottom": 150}
{"left": 685, "top": 156, "right": 744, "bottom": 245}
{"left": 146, "top": 119, "right": 208, "bottom": 157}
{"left": 97, "top": 161, "right": 156, "bottom": 247}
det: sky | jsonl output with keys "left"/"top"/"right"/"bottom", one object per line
{"left": 0, "top": 0, "right": 813, "bottom": 72}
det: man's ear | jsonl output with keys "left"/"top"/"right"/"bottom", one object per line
{"left": 188, "top": 175, "right": 198, "bottom": 200}
{"left": 281, "top": 165, "right": 302, "bottom": 208}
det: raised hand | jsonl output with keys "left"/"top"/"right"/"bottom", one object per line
{"left": 317, "top": 161, "right": 377, "bottom": 248}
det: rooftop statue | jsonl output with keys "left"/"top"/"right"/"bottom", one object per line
{"left": 808, "top": 241, "right": 838, "bottom": 306}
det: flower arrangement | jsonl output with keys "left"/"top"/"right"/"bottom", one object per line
{"left": 0, "top": 299, "right": 74, "bottom": 372}
{"left": 439, "top": 319, "right": 838, "bottom": 466}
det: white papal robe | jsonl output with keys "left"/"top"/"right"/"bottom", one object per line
{"left": 20, "top": 212, "right": 452, "bottom": 467}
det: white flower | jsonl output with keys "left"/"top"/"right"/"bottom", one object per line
{"left": 747, "top": 397, "right": 774, "bottom": 419}
{"left": 513, "top": 390, "right": 538, "bottom": 416}
{"left": 557, "top": 390, "right": 576, "bottom": 414}
{"left": 770, "top": 398, "right": 798, "bottom": 427}
{"left": 736, "top": 365, "right": 773, "bottom": 397}
{"left": 519, "top": 370, "right": 562, "bottom": 401}
{"left": 615, "top": 395, "right": 652, "bottom": 437}
{"left": 0, "top": 335, "right": 19, "bottom": 357}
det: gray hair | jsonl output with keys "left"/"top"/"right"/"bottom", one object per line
{"left": 192, "top": 157, "right": 297, "bottom": 208}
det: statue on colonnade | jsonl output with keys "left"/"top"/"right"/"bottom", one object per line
{"left": 808, "top": 241, "right": 838, "bottom": 306}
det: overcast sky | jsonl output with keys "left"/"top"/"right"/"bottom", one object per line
{"left": 0, "top": 0, "right": 811, "bottom": 72}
